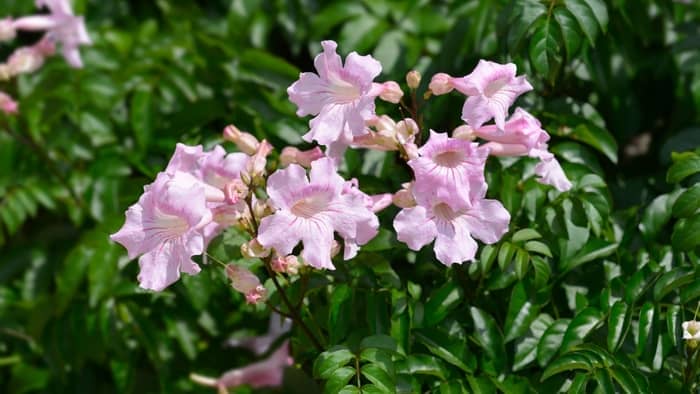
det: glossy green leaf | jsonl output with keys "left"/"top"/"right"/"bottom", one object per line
{"left": 324, "top": 367, "right": 357, "bottom": 394}
{"left": 593, "top": 367, "right": 616, "bottom": 394}
{"left": 314, "top": 347, "right": 355, "bottom": 379}
{"left": 399, "top": 354, "right": 447, "bottom": 380}
{"left": 423, "top": 282, "right": 464, "bottom": 327}
{"left": 553, "top": 7, "right": 583, "bottom": 57}
{"left": 636, "top": 302, "right": 655, "bottom": 357}
{"left": 361, "top": 364, "right": 394, "bottom": 393}
{"left": 470, "top": 307, "right": 505, "bottom": 370}
{"left": 529, "top": 17, "right": 562, "bottom": 82}
{"left": 524, "top": 240, "right": 552, "bottom": 257}
{"left": 532, "top": 256, "right": 551, "bottom": 289}
{"left": 666, "top": 305, "right": 682, "bottom": 349}
{"left": 514, "top": 249, "right": 530, "bottom": 279}
{"left": 505, "top": 282, "right": 539, "bottom": 342}
{"left": 561, "top": 307, "right": 603, "bottom": 353}
{"left": 540, "top": 352, "right": 592, "bottom": 381}
{"left": 653, "top": 267, "right": 695, "bottom": 301}
{"left": 511, "top": 228, "right": 542, "bottom": 243}
{"left": 538, "top": 319, "right": 571, "bottom": 366}
{"left": 360, "top": 335, "right": 398, "bottom": 354}
{"left": 672, "top": 185, "right": 700, "bottom": 218}
{"left": 413, "top": 329, "right": 476, "bottom": 373}
{"left": 671, "top": 215, "right": 700, "bottom": 251}
{"left": 667, "top": 152, "right": 700, "bottom": 183}
{"left": 640, "top": 191, "right": 682, "bottom": 241}
{"left": 607, "top": 301, "right": 630, "bottom": 352}
{"left": 561, "top": 239, "right": 618, "bottom": 273}
{"left": 565, "top": 0, "right": 600, "bottom": 45}
{"left": 569, "top": 122, "right": 618, "bottom": 163}
{"left": 328, "top": 284, "right": 352, "bottom": 343}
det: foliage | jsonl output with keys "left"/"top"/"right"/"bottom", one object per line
{"left": 1, "top": 0, "right": 699, "bottom": 393}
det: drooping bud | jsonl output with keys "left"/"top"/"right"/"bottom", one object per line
{"left": 279, "top": 146, "right": 324, "bottom": 168}
{"left": 223, "top": 124, "right": 260, "bottom": 155}
{"left": 225, "top": 264, "right": 267, "bottom": 304}
{"left": 270, "top": 255, "right": 301, "bottom": 275}
{"left": 406, "top": 70, "right": 421, "bottom": 89}
{"left": 395, "top": 118, "right": 419, "bottom": 144}
{"left": 393, "top": 182, "right": 416, "bottom": 208}
{"left": 0, "top": 92, "right": 19, "bottom": 115}
{"left": 0, "top": 18, "right": 16, "bottom": 42}
{"left": 244, "top": 140, "right": 273, "bottom": 185}
{"left": 241, "top": 238, "right": 271, "bottom": 259}
{"left": 225, "top": 179, "right": 248, "bottom": 205}
{"left": 378, "top": 81, "right": 403, "bottom": 104}
{"left": 453, "top": 125, "right": 476, "bottom": 140}
{"left": 429, "top": 73, "right": 453, "bottom": 95}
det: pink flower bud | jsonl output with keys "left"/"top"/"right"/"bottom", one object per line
{"left": 223, "top": 124, "right": 260, "bottom": 155}
{"left": 253, "top": 199, "right": 272, "bottom": 220}
{"left": 279, "top": 146, "right": 324, "bottom": 168}
{"left": 482, "top": 141, "right": 530, "bottom": 157}
{"left": 244, "top": 140, "right": 273, "bottom": 184}
{"left": 393, "top": 182, "right": 416, "bottom": 208}
{"left": 0, "top": 91, "right": 19, "bottom": 115}
{"left": 406, "top": 70, "right": 421, "bottom": 89}
{"left": 453, "top": 125, "right": 476, "bottom": 140}
{"left": 270, "top": 255, "right": 300, "bottom": 275}
{"left": 0, "top": 18, "right": 16, "bottom": 42}
{"left": 225, "top": 264, "right": 266, "bottom": 304}
{"left": 225, "top": 179, "right": 248, "bottom": 204}
{"left": 396, "top": 118, "right": 419, "bottom": 144}
{"left": 378, "top": 81, "right": 403, "bottom": 104}
{"left": 241, "top": 239, "right": 271, "bottom": 258}
{"left": 7, "top": 46, "right": 45, "bottom": 76}
{"left": 403, "top": 142, "right": 419, "bottom": 160}
{"left": 429, "top": 73, "right": 454, "bottom": 95}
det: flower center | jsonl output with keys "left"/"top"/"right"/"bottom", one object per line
{"left": 152, "top": 209, "right": 189, "bottom": 239}
{"left": 291, "top": 192, "right": 329, "bottom": 218}
{"left": 329, "top": 76, "right": 361, "bottom": 103}
{"left": 432, "top": 203, "right": 458, "bottom": 221}
{"left": 484, "top": 77, "right": 508, "bottom": 98}
{"left": 433, "top": 150, "right": 465, "bottom": 168}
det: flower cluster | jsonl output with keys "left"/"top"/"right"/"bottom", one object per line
{"left": 111, "top": 40, "right": 574, "bottom": 390}
{"left": 0, "top": 0, "right": 91, "bottom": 114}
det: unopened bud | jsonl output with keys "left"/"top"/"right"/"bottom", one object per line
{"left": 280, "top": 146, "right": 324, "bottom": 168}
{"left": 395, "top": 119, "right": 419, "bottom": 144}
{"left": 0, "top": 64, "right": 10, "bottom": 81}
{"left": 7, "top": 47, "right": 45, "bottom": 76}
{"left": 241, "top": 239, "right": 270, "bottom": 258}
{"left": 406, "top": 70, "right": 421, "bottom": 89}
{"left": 378, "top": 81, "right": 403, "bottom": 104}
{"left": 393, "top": 182, "right": 416, "bottom": 208}
{"left": 453, "top": 125, "right": 476, "bottom": 141}
{"left": 223, "top": 124, "right": 260, "bottom": 155}
{"left": 225, "top": 264, "right": 266, "bottom": 304}
{"left": 253, "top": 198, "right": 273, "bottom": 220}
{"left": 224, "top": 179, "right": 248, "bottom": 205}
{"left": 244, "top": 140, "right": 273, "bottom": 185}
{"left": 270, "top": 254, "right": 301, "bottom": 275}
{"left": 429, "top": 73, "right": 453, "bottom": 95}
{"left": 0, "top": 92, "right": 18, "bottom": 115}
{"left": 0, "top": 18, "right": 16, "bottom": 42}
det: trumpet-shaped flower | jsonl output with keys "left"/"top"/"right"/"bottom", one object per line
{"left": 530, "top": 148, "right": 573, "bottom": 192}
{"left": 287, "top": 40, "right": 382, "bottom": 161}
{"left": 472, "top": 108, "right": 549, "bottom": 150}
{"left": 450, "top": 60, "right": 532, "bottom": 130}
{"left": 110, "top": 171, "right": 212, "bottom": 291}
{"left": 409, "top": 130, "right": 489, "bottom": 210}
{"left": 13, "top": 0, "right": 91, "bottom": 67}
{"left": 257, "top": 158, "right": 378, "bottom": 269}
{"left": 394, "top": 195, "right": 510, "bottom": 266}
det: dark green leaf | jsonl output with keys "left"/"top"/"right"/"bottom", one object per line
{"left": 561, "top": 239, "right": 618, "bottom": 273}
{"left": 423, "top": 282, "right": 464, "bottom": 327}
{"left": 505, "top": 282, "right": 539, "bottom": 342}
{"left": 607, "top": 301, "right": 630, "bottom": 352}
{"left": 540, "top": 352, "right": 593, "bottom": 381}
{"left": 324, "top": 367, "right": 357, "bottom": 394}
{"left": 537, "top": 319, "right": 571, "bottom": 366}
{"left": 328, "top": 284, "right": 352, "bottom": 344}
{"left": 524, "top": 240, "right": 552, "bottom": 257}
{"left": 514, "top": 249, "right": 530, "bottom": 279}
{"left": 672, "top": 185, "right": 700, "bottom": 218}
{"left": 130, "top": 88, "right": 152, "bottom": 151}
{"left": 565, "top": 0, "right": 600, "bottom": 45}
{"left": 470, "top": 307, "right": 505, "bottom": 371}
{"left": 671, "top": 215, "right": 700, "bottom": 251}
{"left": 314, "top": 347, "right": 355, "bottom": 379}
{"left": 553, "top": 7, "right": 583, "bottom": 57}
{"left": 653, "top": 267, "right": 695, "bottom": 301}
{"left": 667, "top": 152, "right": 700, "bottom": 183}
{"left": 529, "top": 18, "right": 562, "bottom": 82}
{"left": 666, "top": 305, "right": 681, "bottom": 349}
{"left": 561, "top": 307, "right": 603, "bottom": 353}
{"left": 361, "top": 364, "right": 395, "bottom": 393}
{"left": 360, "top": 335, "right": 397, "bottom": 354}
{"left": 413, "top": 329, "right": 476, "bottom": 373}
{"left": 511, "top": 228, "right": 542, "bottom": 243}
{"left": 636, "top": 302, "right": 655, "bottom": 357}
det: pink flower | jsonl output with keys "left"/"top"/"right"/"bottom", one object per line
{"left": 340, "top": 179, "right": 383, "bottom": 259}
{"left": 0, "top": 91, "right": 18, "bottom": 114}
{"left": 225, "top": 265, "right": 267, "bottom": 304}
{"left": 394, "top": 196, "right": 510, "bottom": 266}
{"left": 110, "top": 172, "right": 212, "bottom": 291}
{"left": 6, "top": 38, "right": 54, "bottom": 76}
{"left": 279, "top": 146, "right": 324, "bottom": 168}
{"left": 227, "top": 313, "right": 293, "bottom": 355}
{"left": 287, "top": 40, "right": 382, "bottom": 161}
{"left": 192, "top": 341, "right": 293, "bottom": 390}
{"left": 449, "top": 60, "right": 532, "bottom": 130}
{"left": 256, "top": 158, "right": 378, "bottom": 269}
{"left": 13, "top": 0, "right": 91, "bottom": 68}
{"left": 0, "top": 18, "right": 16, "bottom": 42}
{"left": 472, "top": 108, "right": 549, "bottom": 151}
{"left": 223, "top": 124, "right": 260, "bottom": 155}
{"left": 408, "top": 130, "right": 489, "bottom": 210}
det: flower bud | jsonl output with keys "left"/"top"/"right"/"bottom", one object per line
{"left": 225, "top": 264, "right": 267, "bottom": 304}
{"left": 279, "top": 146, "right": 324, "bottom": 168}
{"left": 253, "top": 198, "right": 273, "bottom": 220}
{"left": 270, "top": 254, "right": 301, "bottom": 275}
{"left": 402, "top": 142, "right": 419, "bottom": 160}
{"left": 395, "top": 118, "right": 419, "bottom": 144}
{"left": 223, "top": 124, "right": 260, "bottom": 155}
{"left": 241, "top": 238, "right": 271, "bottom": 258}
{"left": 393, "top": 182, "right": 416, "bottom": 208}
{"left": 482, "top": 142, "right": 529, "bottom": 157}
{"left": 244, "top": 140, "right": 273, "bottom": 185}
{"left": 7, "top": 47, "right": 45, "bottom": 76}
{"left": 429, "top": 73, "right": 453, "bottom": 95}
{"left": 683, "top": 320, "right": 700, "bottom": 345}
{"left": 0, "top": 92, "right": 18, "bottom": 115}
{"left": 0, "top": 64, "right": 10, "bottom": 81}
{"left": 330, "top": 240, "right": 341, "bottom": 258}
{"left": 225, "top": 179, "right": 248, "bottom": 205}
{"left": 453, "top": 125, "right": 476, "bottom": 141}
{"left": 406, "top": 70, "right": 421, "bottom": 89}
{"left": 378, "top": 81, "right": 403, "bottom": 104}
{"left": 0, "top": 18, "right": 16, "bottom": 42}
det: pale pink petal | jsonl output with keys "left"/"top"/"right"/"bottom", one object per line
{"left": 12, "top": 15, "right": 59, "bottom": 31}
{"left": 218, "top": 341, "right": 293, "bottom": 389}
{"left": 344, "top": 52, "right": 382, "bottom": 86}
{"left": 287, "top": 72, "right": 327, "bottom": 116}
{"left": 266, "top": 164, "right": 309, "bottom": 210}
{"left": 532, "top": 150, "right": 572, "bottom": 192}
{"left": 309, "top": 157, "right": 345, "bottom": 195}
{"left": 463, "top": 199, "right": 510, "bottom": 244}
{"left": 137, "top": 236, "right": 203, "bottom": 291}
{"left": 394, "top": 206, "right": 438, "bottom": 250}
{"left": 165, "top": 143, "right": 204, "bottom": 175}
{"left": 314, "top": 40, "right": 343, "bottom": 81}
{"left": 299, "top": 219, "right": 336, "bottom": 269}
{"left": 257, "top": 211, "right": 300, "bottom": 256}
{"left": 433, "top": 216, "right": 478, "bottom": 266}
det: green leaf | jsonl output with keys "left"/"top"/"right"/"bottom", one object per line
{"left": 593, "top": 367, "right": 616, "bottom": 394}
{"left": 361, "top": 364, "right": 395, "bottom": 393}
{"left": 360, "top": 335, "right": 397, "bottom": 354}
{"left": 423, "top": 282, "right": 464, "bottom": 327}
{"left": 339, "top": 386, "right": 362, "bottom": 394}
{"left": 470, "top": 307, "right": 505, "bottom": 371}
{"left": 514, "top": 249, "right": 530, "bottom": 279}
{"left": 314, "top": 347, "right": 355, "bottom": 379}
{"left": 498, "top": 242, "right": 516, "bottom": 270}
{"left": 667, "top": 152, "right": 700, "bottom": 183}
{"left": 672, "top": 185, "right": 700, "bottom": 218}
{"left": 400, "top": 354, "right": 448, "bottom": 380}
{"left": 640, "top": 191, "right": 682, "bottom": 241}
{"left": 532, "top": 256, "right": 551, "bottom": 289}
{"left": 607, "top": 301, "right": 630, "bottom": 352}
{"left": 537, "top": 319, "right": 571, "bottom": 366}
{"left": 130, "top": 88, "right": 152, "bottom": 151}
{"left": 529, "top": 17, "right": 562, "bottom": 82}
{"left": 581, "top": 0, "right": 608, "bottom": 32}
{"left": 540, "top": 352, "right": 593, "bottom": 381}
{"left": 653, "top": 267, "right": 695, "bottom": 301}
{"left": 569, "top": 373, "right": 590, "bottom": 394}
{"left": 504, "top": 282, "right": 539, "bottom": 342}
{"left": 479, "top": 244, "right": 498, "bottom": 274}
{"left": 507, "top": 0, "right": 547, "bottom": 52}
{"left": 324, "top": 366, "right": 357, "bottom": 394}
{"left": 413, "top": 329, "right": 476, "bottom": 373}
{"left": 610, "top": 365, "right": 644, "bottom": 394}
{"left": 511, "top": 228, "right": 542, "bottom": 243}
{"left": 524, "top": 240, "right": 552, "bottom": 257}
{"left": 671, "top": 215, "right": 700, "bottom": 251}
{"left": 569, "top": 122, "right": 618, "bottom": 163}
{"left": 328, "top": 284, "right": 352, "bottom": 344}
{"left": 565, "top": 0, "right": 600, "bottom": 45}
{"left": 553, "top": 7, "right": 583, "bottom": 57}
{"left": 561, "top": 239, "right": 618, "bottom": 273}
{"left": 513, "top": 337, "right": 539, "bottom": 371}
{"left": 636, "top": 302, "right": 655, "bottom": 357}
{"left": 561, "top": 307, "right": 603, "bottom": 353}
{"left": 666, "top": 305, "right": 681, "bottom": 349}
